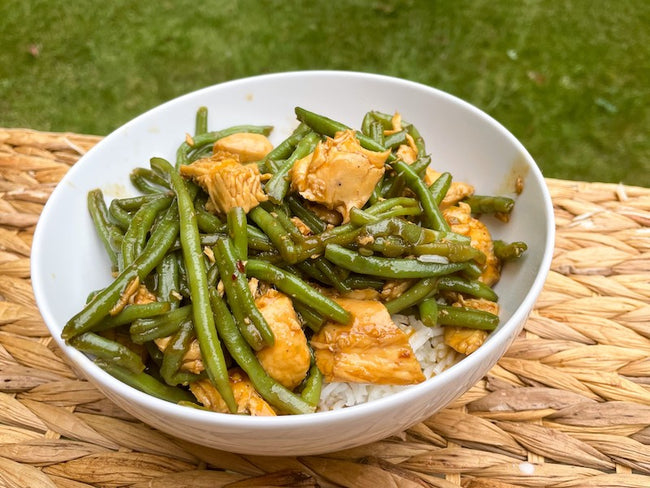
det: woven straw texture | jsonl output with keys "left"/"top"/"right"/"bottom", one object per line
{"left": 0, "top": 127, "right": 649, "bottom": 488}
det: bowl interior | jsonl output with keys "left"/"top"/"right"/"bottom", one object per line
{"left": 31, "top": 71, "right": 554, "bottom": 454}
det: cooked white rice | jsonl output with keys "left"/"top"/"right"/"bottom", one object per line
{"left": 317, "top": 314, "right": 460, "bottom": 411}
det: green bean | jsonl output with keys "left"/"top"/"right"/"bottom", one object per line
{"left": 383, "top": 129, "right": 408, "bottom": 149}
{"left": 294, "top": 107, "right": 394, "bottom": 160}
{"left": 314, "top": 257, "right": 351, "bottom": 293}
{"left": 108, "top": 201, "right": 133, "bottom": 232}
{"left": 493, "top": 240, "right": 528, "bottom": 261}
{"left": 368, "top": 110, "right": 426, "bottom": 156}
{"left": 176, "top": 125, "right": 273, "bottom": 168}
{"left": 286, "top": 200, "right": 427, "bottom": 264}
{"left": 175, "top": 251, "right": 191, "bottom": 298}
{"left": 145, "top": 340, "right": 164, "bottom": 366}
{"left": 121, "top": 195, "right": 173, "bottom": 269}
{"left": 406, "top": 120, "right": 426, "bottom": 157}
{"left": 70, "top": 332, "right": 145, "bottom": 374}
{"left": 160, "top": 319, "right": 195, "bottom": 386}
{"left": 246, "top": 259, "right": 351, "bottom": 325}
{"left": 111, "top": 193, "right": 172, "bottom": 212}
{"left": 357, "top": 235, "right": 406, "bottom": 258}
{"left": 418, "top": 298, "right": 439, "bottom": 327}
{"left": 412, "top": 242, "right": 486, "bottom": 263}
{"left": 152, "top": 157, "right": 236, "bottom": 413}
{"left": 210, "top": 290, "right": 315, "bottom": 415}
{"left": 227, "top": 207, "right": 248, "bottom": 261}
{"left": 130, "top": 305, "right": 192, "bottom": 344}
{"left": 392, "top": 160, "right": 450, "bottom": 232}
{"left": 437, "top": 276, "right": 498, "bottom": 302}
{"left": 369, "top": 120, "right": 385, "bottom": 146}
{"left": 87, "top": 189, "right": 121, "bottom": 269}
{"left": 464, "top": 195, "right": 515, "bottom": 215}
{"left": 436, "top": 305, "right": 500, "bottom": 330}
{"left": 293, "top": 301, "right": 327, "bottom": 332}
{"left": 194, "top": 200, "right": 224, "bottom": 233}
{"left": 94, "top": 301, "right": 172, "bottom": 332}
{"left": 462, "top": 261, "right": 484, "bottom": 280}
{"left": 384, "top": 278, "right": 438, "bottom": 315}
{"left": 342, "top": 274, "right": 385, "bottom": 290}
{"left": 258, "top": 123, "right": 311, "bottom": 172}
{"left": 195, "top": 106, "right": 208, "bottom": 135}
{"left": 286, "top": 195, "right": 327, "bottom": 234}
{"left": 265, "top": 202, "right": 307, "bottom": 242}
{"left": 213, "top": 236, "right": 274, "bottom": 350}
{"left": 265, "top": 132, "right": 320, "bottom": 204}
{"left": 365, "top": 197, "right": 420, "bottom": 215}
{"left": 96, "top": 360, "right": 195, "bottom": 404}
{"left": 62, "top": 202, "right": 180, "bottom": 340}
{"left": 429, "top": 172, "right": 452, "bottom": 205}
{"left": 324, "top": 244, "right": 466, "bottom": 279}
{"left": 214, "top": 272, "right": 263, "bottom": 351}
{"left": 130, "top": 167, "right": 171, "bottom": 194}
{"left": 248, "top": 206, "right": 298, "bottom": 262}
{"left": 349, "top": 207, "right": 378, "bottom": 226}
{"left": 360, "top": 216, "right": 468, "bottom": 246}
{"left": 300, "top": 363, "right": 323, "bottom": 407}
{"left": 410, "top": 154, "right": 432, "bottom": 178}
{"left": 156, "top": 252, "right": 181, "bottom": 309}
{"left": 292, "top": 260, "right": 331, "bottom": 286}
{"left": 358, "top": 235, "right": 481, "bottom": 262}
{"left": 381, "top": 173, "right": 406, "bottom": 200}
{"left": 361, "top": 111, "right": 376, "bottom": 136}
{"left": 176, "top": 228, "right": 272, "bottom": 253}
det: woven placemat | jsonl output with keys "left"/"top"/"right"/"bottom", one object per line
{"left": 1, "top": 127, "right": 649, "bottom": 488}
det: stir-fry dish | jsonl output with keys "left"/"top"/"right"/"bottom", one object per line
{"left": 62, "top": 107, "right": 527, "bottom": 415}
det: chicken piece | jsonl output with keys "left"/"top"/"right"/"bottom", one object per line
{"left": 180, "top": 150, "right": 267, "bottom": 214}
{"left": 213, "top": 133, "right": 273, "bottom": 163}
{"left": 380, "top": 279, "right": 414, "bottom": 301}
{"left": 254, "top": 289, "right": 311, "bottom": 389}
{"left": 290, "top": 216, "right": 312, "bottom": 236}
{"left": 443, "top": 202, "right": 500, "bottom": 286}
{"left": 304, "top": 201, "right": 342, "bottom": 226}
{"left": 337, "top": 288, "right": 381, "bottom": 301}
{"left": 396, "top": 141, "right": 418, "bottom": 164}
{"left": 290, "top": 130, "right": 390, "bottom": 222}
{"left": 443, "top": 326, "right": 488, "bottom": 355}
{"left": 133, "top": 284, "right": 157, "bottom": 304}
{"left": 424, "top": 168, "right": 475, "bottom": 207}
{"left": 455, "top": 297, "right": 500, "bottom": 315}
{"left": 190, "top": 370, "right": 276, "bottom": 416}
{"left": 311, "top": 298, "right": 425, "bottom": 385}
{"left": 154, "top": 336, "right": 204, "bottom": 374}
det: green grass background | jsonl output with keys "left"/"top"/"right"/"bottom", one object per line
{"left": 1, "top": 0, "right": 648, "bottom": 185}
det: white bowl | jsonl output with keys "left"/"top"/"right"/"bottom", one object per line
{"left": 31, "top": 71, "right": 554, "bottom": 455}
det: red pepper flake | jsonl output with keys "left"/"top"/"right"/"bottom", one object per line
{"left": 231, "top": 273, "right": 237, "bottom": 281}
{"left": 236, "top": 260, "right": 245, "bottom": 273}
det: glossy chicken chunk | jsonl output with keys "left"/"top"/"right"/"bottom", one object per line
{"left": 290, "top": 130, "right": 390, "bottom": 222}
{"left": 443, "top": 202, "right": 499, "bottom": 286}
{"left": 180, "top": 150, "right": 267, "bottom": 214}
{"left": 443, "top": 298, "right": 499, "bottom": 355}
{"left": 254, "top": 289, "right": 311, "bottom": 389}
{"left": 310, "top": 298, "right": 425, "bottom": 385}
{"left": 190, "top": 370, "right": 276, "bottom": 416}
{"left": 443, "top": 326, "right": 488, "bottom": 355}
{"left": 213, "top": 133, "right": 273, "bottom": 163}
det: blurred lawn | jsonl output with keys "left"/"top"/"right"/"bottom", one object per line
{"left": 1, "top": 0, "right": 648, "bottom": 185}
